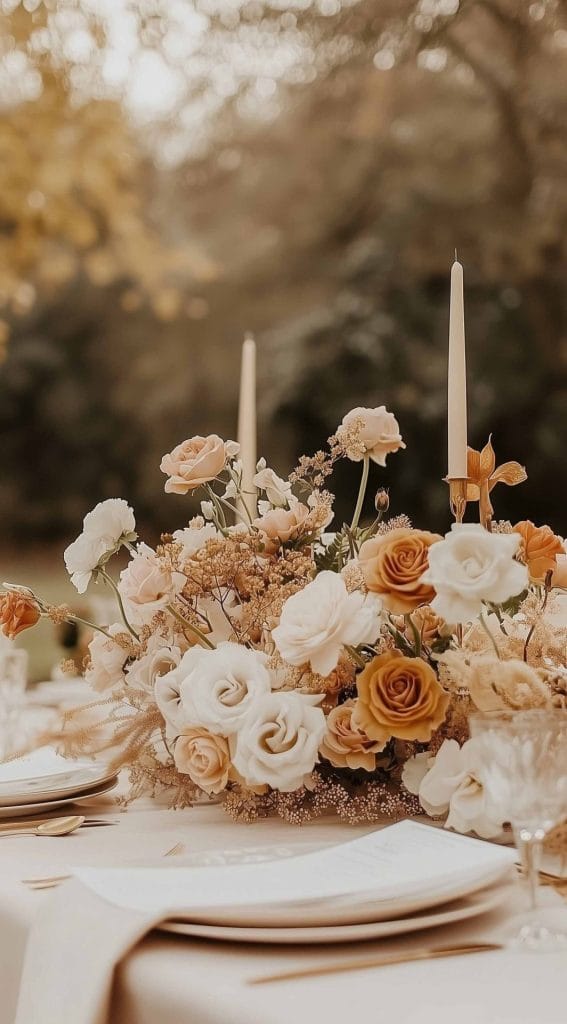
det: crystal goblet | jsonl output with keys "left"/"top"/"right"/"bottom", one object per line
{"left": 469, "top": 708, "right": 567, "bottom": 951}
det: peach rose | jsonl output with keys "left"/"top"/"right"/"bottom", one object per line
{"left": 0, "top": 591, "right": 40, "bottom": 638}
{"left": 340, "top": 406, "right": 406, "bottom": 466}
{"left": 358, "top": 528, "right": 441, "bottom": 614}
{"left": 160, "top": 435, "right": 230, "bottom": 494}
{"left": 118, "top": 543, "right": 185, "bottom": 625}
{"left": 254, "top": 503, "right": 310, "bottom": 550}
{"left": 553, "top": 554, "right": 567, "bottom": 589}
{"left": 353, "top": 650, "right": 449, "bottom": 743}
{"left": 174, "top": 727, "right": 231, "bottom": 794}
{"left": 319, "top": 699, "right": 385, "bottom": 771}
{"left": 513, "top": 521, "right": 564, "bottom": 582}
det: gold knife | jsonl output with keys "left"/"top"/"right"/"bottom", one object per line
{"left": 247, "top": 942, "right": 502, "bottom": 985}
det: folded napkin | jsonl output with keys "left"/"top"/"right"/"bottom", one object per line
{"left": 15, "top": 879, "right": 163, "bottom": 1024}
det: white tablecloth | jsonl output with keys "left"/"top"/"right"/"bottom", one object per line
{"left": 1, "top": 788, "right": 566, "bottom": 1024}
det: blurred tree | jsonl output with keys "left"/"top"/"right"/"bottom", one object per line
{"left": 0, "top": 0, "right": 565, "bottom": 538}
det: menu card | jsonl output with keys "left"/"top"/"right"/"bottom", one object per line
{"left": 76, "top": 820, "right": 515, "bottom": 919}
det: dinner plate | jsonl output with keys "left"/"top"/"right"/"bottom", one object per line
{"left": 0, "top": 776, "right": 118, "bottom": 818}
{"left": 0, "top": 764, "right": 116, "bottom": 806}
{"left": 160, "top": 884, "right": 508, "bottom": 945}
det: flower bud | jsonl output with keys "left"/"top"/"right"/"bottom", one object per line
{"left": 374, "top": 489, "right": 390, "bottom": 513}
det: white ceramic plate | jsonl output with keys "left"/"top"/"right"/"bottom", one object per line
{"left": 0, "top": 776, "right": 118, "bottom": 818}
{"left": 0, "top": 764, "right": 116, "bottom": 806}
{"left": 160, "top": 884, "right": 507, "bottom": 945}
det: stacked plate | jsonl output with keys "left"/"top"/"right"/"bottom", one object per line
{"left": 0, "top": 747, "right": 118, "bottom": 819}
{"left": 75, "top": 821, "right": 516, "bottom": 946}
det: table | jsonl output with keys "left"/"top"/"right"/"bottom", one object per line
{"left": 1, "top": 789, "right": 566, "bottom": 1024}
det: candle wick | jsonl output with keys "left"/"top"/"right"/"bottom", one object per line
{"left": 454, "top": 248, "right": 458, "bottom": 262}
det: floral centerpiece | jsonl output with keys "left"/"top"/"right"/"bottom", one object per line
{"left": 2, "top": 408, "right": 566, "bottom": 836}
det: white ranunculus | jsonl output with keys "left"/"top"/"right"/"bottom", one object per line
{"left": 231, "top": 691, "right": 326, "bottom": 792}
{"left": 173, "top": 523, "right": 218, "bottom": 561}
{"left": 253, "top": 466, "right": 293, "bottom": 508}
{"left": 64, "top": 534, "right": 108, "bottom": 594}
{"left": 421, "top": 524, "right": 528, "bottom": 623}
{"left": 85, "top": 624, "right": 128, "bottom": 692}
{"left": 125, "top": 637, "right": 182, "bottom": 694}
{"left": 416, "top": 738, "right": 504, "bottom": 839}
{"left": 83, "top": 498, "right": 136, "bottom": 546}
{"left": 401, "top": 751, "right": 433, "bottom": 795}
{"left": 156, "top": 642, "right": 272, "bottom": 738}
{"left": 64, "top": 499, "right": 136, "bottom": 593}
{"left": 272, "top": 571, "right": 382, "bottom": 676}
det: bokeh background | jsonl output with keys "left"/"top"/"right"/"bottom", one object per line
{"left": 1, "top": 0, "right": 566, "bottom": 676}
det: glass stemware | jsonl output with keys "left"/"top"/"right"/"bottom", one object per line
{"left": 0, "top": 648, "right": 28, "bottom": 760}
{"left": 469, "top": 708, "right": 567, "bottom": 951}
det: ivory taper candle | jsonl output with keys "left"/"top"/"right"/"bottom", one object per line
{"left": 237, "top": 333, "right": 257, "bottom": 516}
{"left": 447, "top": 256, "right": 468, "bottom": 478}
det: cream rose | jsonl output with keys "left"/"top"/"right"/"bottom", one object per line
{"left": 553, "top": 553, "right": 567, "bottom": 589}
{"left": 160, "top": 435, "right": 232, "bottom": 494}
{"left": 319, "top": 699, "right": 385, "bottom": 770}
{"left": 272, "top": 571, "right": 382, "bottom": 677}
{"left": 157, "top": 642, "right": 272, "bottom": 738}
{"left": 354, "top": 650, "right": 449, "bottom": 743}
{"left": 339, "top": 406, "right": 406, "bottom": 466}
{"left": 174, "top": 728, "right": 231, "bottom": 794}
{"left": 85, "top": 624, "right": 128, "bottom": 692}
{"left": 125, "top": 637, "right": 182, "bottom": 694}
{"left": 118, "top": 543, "right": 185, "bottom": 625}
{"left": 414, "top": 738, "right": 504, "bottom": 839}
{"left": 421, "top": 524, "right": 529, "bottom": 623}
{"left": 230, "top": 691, "right": 326, "bottom": 792}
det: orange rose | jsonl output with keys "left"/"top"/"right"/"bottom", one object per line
{"left": 353, "top": 650, "right": 449, "bottom": 743}
{"left": 0, "top": 591, "right": 40, "bottom": 638}
{"left": 513, "top": 521, "right": 564, "bottom": 582}
{"left": 358, "top": 528, "right": 442, "bottom": 614}
{"left": 319, "top": 699, "right": 385, "bottom": 771}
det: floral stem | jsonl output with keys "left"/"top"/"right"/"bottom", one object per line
{"left": 350, "top": 455, "right": 370, "bottom": 533}
{"left": 66, "top": 615, "right": 114, "bottom": 642}
{"left": 167, "top": 604, "right": 215, "bottom": 650}
{"left": 344, "top": 644, "right": 366, "bottom": 669}
{"left": 99, "top": 569, "right": 139, "bottom": 640}
{"left": 479, "top": 611, "right": 501, "bottom": 660}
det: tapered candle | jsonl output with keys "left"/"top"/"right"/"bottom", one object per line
{"left": 447, "top": 256, "right": 468, "bottom": 478}
{"left": 237, "top": 333, "right": 257, "bottom": 517}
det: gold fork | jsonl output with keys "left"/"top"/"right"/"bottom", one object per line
{"left": 247, "top": 942, "right": 502, "bottom": 985}
{"left": 22, "top": 840, "right": 187, "bottom": 889}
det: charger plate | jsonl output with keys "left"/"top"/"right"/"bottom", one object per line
{"left": 160, "top": 884, "right": 507, "bottom": 945}
{"left": 0, "top": 764, "right": 116, "bottom": 806}
{"left": 0, "top": 776, "right": 118, "bottom": 818}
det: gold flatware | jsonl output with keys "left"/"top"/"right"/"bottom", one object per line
{"left": 247, "top": 942, "right": 502, "bottom": 985}
{"left": 164, "top": 841, "right": 185, "bottom": 857}
{"left": 0, "top": 816, "right": 116, "bottom": 831}
{"left": 0, "top": 815, "right": 85, "bottom": 838}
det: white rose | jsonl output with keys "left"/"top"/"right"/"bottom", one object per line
{"left": 156, "top": 642, "right": 272, "bottom": 738}
{"left": 272, "top": 571, "right": 382, "bottom": 676}
{"left": 125, "top": 637, "right": 182, "bottom": 694}
{"left": 253, "top": 467, "right": 293, "bottom": 508}
{"left": 83, "top": 498, "right": 136, "bottom": 546}
{"left": 118, "top": 543, "right": 185, "bottom": 625}
{"left": 173, "top": 523, "right": 218, "bottom": 561}
{"left": 231, "top": 691, "right": 326, "bottom": 792}
{"left": 417, "top": 738, "right": 503, "bottom": 839}
{"left": 64, "top": 534, "right": 107, "bottom": 594}
{"left": 85, "top": 624, "right": 128, "bottom": 692}
{"left": 421, "top": 524, "right": 528, "bottom": 623}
